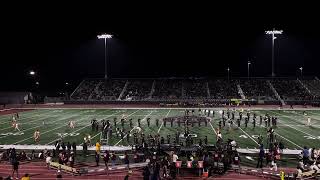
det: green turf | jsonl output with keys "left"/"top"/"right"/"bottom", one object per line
{"left": 0, "top": 108, "right": 319, "bottom": 149}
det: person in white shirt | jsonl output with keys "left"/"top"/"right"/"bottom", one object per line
{"left": 307, "top": 117, "right": 311, "bottom": 126}
{"left": 172, "top": 152, "right": 178, "bottom": 163}
{"left": 46, "top": 155, "right": 52, "bottom": 169}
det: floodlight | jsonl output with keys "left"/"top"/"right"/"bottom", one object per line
{"left": 265, "top": 30, "right": 283, "bottom": 35}
{"left": 97, "top": 34, "right": 113, "bottom": 39}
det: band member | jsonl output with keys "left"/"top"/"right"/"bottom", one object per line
{"left": 307, "top": 117, "right": 311, "bottom": 126}
{"left": 13, "top": 122, "right": 20, "bottom": 131}
{"left": 217, "top": 130, "right": 222, "bottom": 141}
{"left": 237, "top": 118, "right": 241, "bottom": 127}
{"left": 84, "top": 134, "right": 91, "bottom": 145}
{"left": 34, "top": 129, "right": 40, "bottom": 142}
{"left": 147, "top": 118, "right": 150, "bottom": 127}
{"left": 129, "top": 118, "right": 133, "bottom": 128}
{"left": 69, "top": 120, "right": 75, "bottom": 129}
{"left": 138, "top": 119, "right": 141, "bottom": 127}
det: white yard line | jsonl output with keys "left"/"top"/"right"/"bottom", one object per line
{"left": 157, "top": 109, "right": 171, "bottom": 133}
{"left": 45, "top": 110, "right": 125, "bottom": 145}
{"left": 12, "top": 110, "right": 113, "bottom": 144}
{"left": 0, "top": 109, "right": 55, "bottom": 125}
{"left": 255, "top": 111, "right": 306, "bottom": 149}
{"left": 238, "top": 127, "right": 259, "bottom": 146}
{"left": 208, "top": 122, "right": 217, "bottom": 136}
{"left": 114, "top": 110, "right": 153, "bottom": 146}
{"left": 274, "top": 132, "right": 303, "bottom": 149}
{"left": 0, "top": 110, "right": 86, "bottom": 139}
{"left": 0, "top": 110, "right": 76, "bottom": 131}
{"left": 271, "top": 111, "right": 319, "bottom": 139}
{"left": 91, "top": 132, "right": 102, "bottom": 140}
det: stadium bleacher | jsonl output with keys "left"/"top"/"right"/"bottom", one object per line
{"left": 302, "top": 79, "right": 320, "bottom": 98}
{"left": 240, "top": 79, "right": 277, "bottom": 100}
{"left": 271, "top": 79, "right": 313, "bottom": 101}
{"left": 69, "top": 78, "right": 320, "bottom": 103}
{"left": 183, "top": 79, "right": 208, "bottom": 99}
{"left": 90, "top": 79, "right": 126, "bottom": 100}
{"left": 208, "top": 80, "right": 240, "bottom": 99}
{"left": 122, "top": 79, "right": 153, "bottom": 100}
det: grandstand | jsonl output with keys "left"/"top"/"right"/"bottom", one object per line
{"left": 68, "top": 77, "right": 320, "bottom": 105}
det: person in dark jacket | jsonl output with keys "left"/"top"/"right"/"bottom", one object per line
{"left": 11, "top": 158, "right": 19, "bottom": 179}
{"left": 95, "top": 152, "right": 100, "bottom": 166}
{"left": 256, "top": 144, "right": 265, "bottom": 168}
{"left": 143, "top": 165, "right": 150, "bottom": 180}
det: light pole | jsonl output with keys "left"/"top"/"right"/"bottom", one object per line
{"left": 97, "top": 33, "right": 113, "bottom": 79}
{"left": 299, "top": 67, "right": 303, "bottom": 77}
{"left": 247, "top": 61, "right": 251, "bottom": 79}
{"left": 265, "top": 29, "right": 283, "bottom": 77}
{"left": 227, "top": 67, "right": 230, "bottom": 81}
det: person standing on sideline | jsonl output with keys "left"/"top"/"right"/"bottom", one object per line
{"left": 103, "top": 150, "right": 110, "bottom": 172}
{"left": 124, "top": 152, "right": 130, "bottom": 170}
{"left": 11, "top": 158, "right": 19, "bottom": 179}
{"left": 95, "top": 141, "right": 101, "bottom": 154}
{"left": 95, "top": 152, "right": 100, "bottom": 167}
{"left": 256, "top": 144, "right": 265, "bottom": 168}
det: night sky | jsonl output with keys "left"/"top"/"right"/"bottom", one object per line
{"left": 1, "top": 4, "right": 319, "bottom": 93}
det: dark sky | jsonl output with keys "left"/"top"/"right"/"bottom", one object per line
{"left": 1, "top": 3, "right": 320, "bottom": 92}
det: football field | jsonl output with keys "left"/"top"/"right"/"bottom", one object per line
{"left": 0, "top": 108, "right": 320, "bottom": 149}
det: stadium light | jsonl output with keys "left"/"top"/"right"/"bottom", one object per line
{"left": 299, "top": 67, "right": 303, "bottom": 77}
{"left": 65, "top": 82, "right": 69, "bottom": 85}
{"left": 247, "top": 61, "right": 251, "bottom": 79}
{"left": 97, "top": 33, "right": 113, "bottom": 79}
{"left": 265, "top": 28, "right": 283, "bottom": 77}
{"left": 227, "top": 67, "right": 230, "bottom": 81}
{"left": 29, "top": 70, "right": 35, "bottom": 76}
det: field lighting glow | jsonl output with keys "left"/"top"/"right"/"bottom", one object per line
{"left": 97, "top": 34, "right": 113, "bottom": 39}
{"left": 29, "top": 71, "right": 35, "bottom": 75}
{"left": 265, "top": 30, "right": 283, "bottom": 34}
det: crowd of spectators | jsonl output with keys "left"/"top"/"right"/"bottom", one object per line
{"left": 71, "top": 80, "right": 100, "bottom": 100}
{"left": 70, "top": 78, "right": 320, "bottom": 102}
{"left": 90, "top": 79, "right": 126, "bottom": 100}
{"left": 183, "top": 79, "right": 208, "bottom": 99}
{"left": 208, "top": 80, "right": 240, "bottom": 99}
{"left": 272, "top": 80, "right": 313, "bottom": 101}
{"left": 123, "top": 80, "right": 153, "bottom": 100}
{"left": 302, "top": 79, "right": 320, "bottom": 98}
{"left": 296, "top": 146, "right": 320, "bottom": 178}
{"left": 152, "top": 79, "right": 183, "bottom": 99}
{"left": 240, "top": 80, "right": 277, "bottom": 100}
